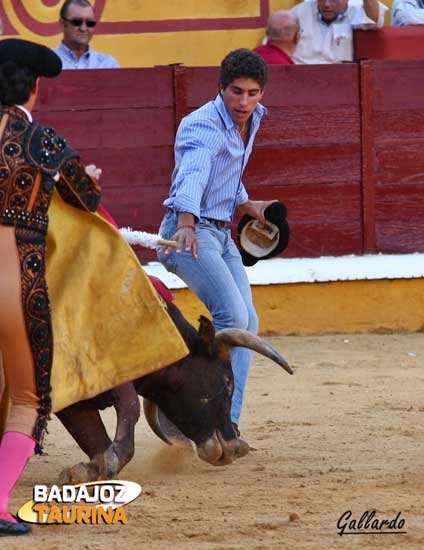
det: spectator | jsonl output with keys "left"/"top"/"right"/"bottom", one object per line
{"left": 392, "top": 0, "right": 424, "bottom": 25}
{"left": 54, "top": 0, "right": 120, "bottom": 69}
{"left": 254, "top": 10, "right": 299, "bottom": 65}
{"left": 157, "top": 49, "right": 278, "bottom": 441}
{"left": 292, "top": 0, "right": 387, "bottom": 64}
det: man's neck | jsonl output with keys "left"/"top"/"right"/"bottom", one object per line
{"left": 63, "top": 40, "right": 89, "bottom": 59}
{"left": 269, "top": 40, "right": 295, "bottom": 57}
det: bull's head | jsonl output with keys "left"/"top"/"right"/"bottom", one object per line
{"left": 140, "top": 315, "right": 292, "bottom": 466}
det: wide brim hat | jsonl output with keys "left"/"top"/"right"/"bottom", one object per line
{"left": 0, "top": 38, "right": 62, "bottom": 78}
{"left": 237, "top": 201, "right": 290, "bottom": 267}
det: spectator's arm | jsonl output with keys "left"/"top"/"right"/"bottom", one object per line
{"left": 392, "top": 0, "right": 424, "bottom": 25}
{"left": 363, "top": 0, "right": 381, "bottom": 22}
{"left": 351, "top": 0, "right": 388, "bottom": 28}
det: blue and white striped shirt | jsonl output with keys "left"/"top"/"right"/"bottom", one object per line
{"left": 164, "top": 93, "right": 267, "bottom": 222}
{"left": 54, "top": 42, "right": 120, "bottom": 69}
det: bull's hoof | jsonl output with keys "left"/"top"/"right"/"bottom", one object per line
{"left": 58, "top": 461, "right": 101, "bottom": 485}
{"left": 100, "top": 446, "right": 122, "bottom": 478}
{"left": 235, "top": 437, "right": 250, "bottom": 458}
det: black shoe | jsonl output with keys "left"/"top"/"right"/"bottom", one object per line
{"left": 0, "top": 517, "right": 31, "bottom": 536}
{"left": 232, "top": 422, "right": 241, "bottom": 437}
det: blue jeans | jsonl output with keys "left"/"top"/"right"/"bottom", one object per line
{"left": 157, "top": 210, "right": 259, "bottom": 425}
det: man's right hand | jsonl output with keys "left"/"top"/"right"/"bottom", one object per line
{"left": 163, "top": 211, "right": 198, "bottom": 258}
{"left": 172, "top": 225, "right": 198, "bottom": 259}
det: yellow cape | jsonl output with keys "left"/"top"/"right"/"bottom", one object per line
{"left": 0, "top": 191, "right": 188, "bottom": 431}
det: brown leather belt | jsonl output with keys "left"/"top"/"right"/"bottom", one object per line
{"left": 203, "top": 218, "right": 230, "bottom": 229}
{"left": 166, "top": 209, "right": 230, "bottom": 229}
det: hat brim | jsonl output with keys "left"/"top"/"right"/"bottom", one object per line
{"left": 237, "top": 201, "right": 290, "bottom": 267}
{"left": 0, "top": 39, "right": 62, "bottom": 78}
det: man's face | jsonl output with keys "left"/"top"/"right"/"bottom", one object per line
{"left": 61, "top": 4, "right": 96, "bottom": 50}
{"left": 220, "top": 78, "right": 264, "bottom": 129}
{"left": 317, "top": 0, "right": 348, "bottom": 22}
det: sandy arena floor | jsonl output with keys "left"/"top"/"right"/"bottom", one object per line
{"left": 4, "top": 333, "right": 424, "bottom": 550}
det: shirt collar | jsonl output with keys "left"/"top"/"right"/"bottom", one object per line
{"left": 213, "top": 93, "right": 267, "bottom": 131}
{"left": 16, "top": 105, "right": 32, "bottom": 122}
{"left": 58, "top": 41, "right": 90, "bottom": 60}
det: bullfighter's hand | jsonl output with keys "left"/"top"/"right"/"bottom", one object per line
{"left": 238, "top": 199, "right": 278, "bottom": 225}
{"left": 85, "top": 164, "right": 102, "bottom": 180}
{"left": 172, "top": 226, "right": 198, "bottom": 259}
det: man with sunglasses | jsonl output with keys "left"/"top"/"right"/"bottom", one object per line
{"left": 55, "top": 0, "right": 119, "bottom": 69}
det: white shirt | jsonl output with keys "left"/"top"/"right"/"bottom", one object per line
{"left": 292, "top": 0, "right": 388, "bottom": 64}
{"left": 392, "top": 0, "right": 424, "bottom": 25}
{"left": 17, "top": 105, "right": 32, "bottom": 122}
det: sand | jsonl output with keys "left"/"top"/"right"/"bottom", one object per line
{"left": 4, "top": 332, "right": 424, "bottom": 550}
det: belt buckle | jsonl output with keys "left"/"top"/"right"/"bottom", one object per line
{"left": 203, "top": 217, "right": 228, "bottom": 229}
{"left": 211, "top": 219, "right": 227, "bottom": 229}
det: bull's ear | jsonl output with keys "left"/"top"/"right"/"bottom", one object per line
{"left": 198, "top": 315, "right": 215, "bottom": 356}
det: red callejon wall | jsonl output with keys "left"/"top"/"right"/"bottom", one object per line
{"left": 355, "top": 27, "right": 424, "bottom": 62}
{"left": 361, "top": 60, "right": 424, "bottom": 253}
{"left": 34, "top": 67, "right": 176, "bottom": 264}
{"left": 34, "top": 62, "right": 424, "bottom": 262}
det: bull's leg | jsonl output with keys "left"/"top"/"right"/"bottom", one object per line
{"left": 56, "top": 384, "right": 140, "bottom": 484}
{"left": 106, "top": 382, "right": 140, "bottom": 472}
{"left": 56, "top": 401, "right": 112, "bottom": 484}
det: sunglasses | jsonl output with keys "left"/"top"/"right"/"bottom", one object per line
{"left": 62, "top": 17, "right": 97, "bottom": 28}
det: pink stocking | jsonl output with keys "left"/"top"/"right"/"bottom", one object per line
{"left": 0, "top": 431, "right": 35, "bottom": 523}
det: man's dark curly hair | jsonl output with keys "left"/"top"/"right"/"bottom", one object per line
{"left": 219, "top": 48, "right": 268, "bottom": 90}
{"left": 0, "top": 61, "right": 37, "bottom": 106}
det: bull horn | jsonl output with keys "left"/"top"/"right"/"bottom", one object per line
{"left": 143, "top": 399, "right": 173, "bottom": 445}
{"left": 215, "top": 329, "right": 294, "bottom": 375}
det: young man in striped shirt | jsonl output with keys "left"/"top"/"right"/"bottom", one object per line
{"left": 158, "top": 49, "right": 276, "bottom": 441}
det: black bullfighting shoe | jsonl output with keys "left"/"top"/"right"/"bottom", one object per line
{"left": 232, "top": 422, "right": 241, "bottom": 437}
{"left": 0, "top": 517, "right": 32, "bottom": 536}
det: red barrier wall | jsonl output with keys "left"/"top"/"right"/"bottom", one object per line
{"left": 35, "top": 67, "right": 176, "bottom": 251}
{"left": 33, "top": 62, "right": 424, "bottom": 262}
{"left": 354, "top": 27, "right": 424, "bottom": 61}
{"left": 361, "top": 60, "right": 424, "bottom": 253}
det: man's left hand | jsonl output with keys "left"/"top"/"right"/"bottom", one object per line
{"left": 238, "top": 199, "right": 278, "bottom": 225}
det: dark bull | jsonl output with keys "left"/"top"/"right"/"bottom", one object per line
{"left": 56, "top": 301, "right": 293, "bottom": 484}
